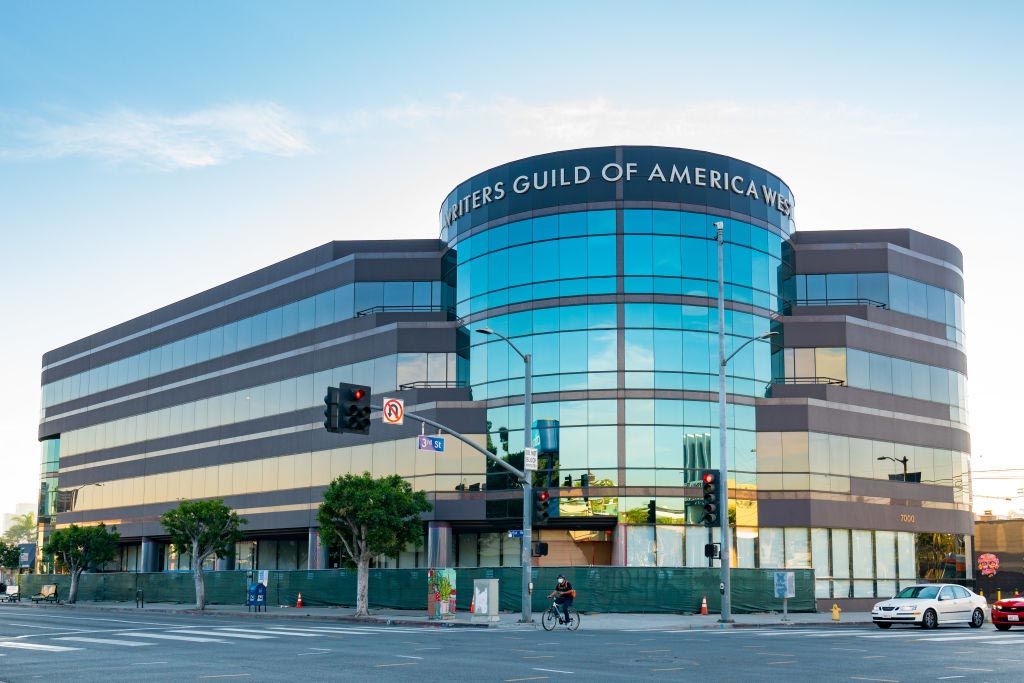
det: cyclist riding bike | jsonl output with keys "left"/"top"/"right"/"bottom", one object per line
{"left": 547, "top": 575, "right": 576, "bottom": 624}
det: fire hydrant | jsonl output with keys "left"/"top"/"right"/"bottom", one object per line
{"left": 831, "top": 603, "right": 842, "bottom": 623}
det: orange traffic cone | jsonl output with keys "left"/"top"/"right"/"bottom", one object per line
{"left": 296, "top": 592, "right": 304, "bottom": 608}
{"left": 700, "top": 595, "right": 709, "bottom": 615}
{"left": 470, "top": 595, "right": 475, "bottom": 613}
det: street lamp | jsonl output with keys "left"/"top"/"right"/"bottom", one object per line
{"left": 877, "top": 456, "right": 910, "bottom": 480}
{"left": 714, "top": 219, "right": 779, "bottom": 624}
{"left": 476, "top": 327, "right": 534, "bottom": 623}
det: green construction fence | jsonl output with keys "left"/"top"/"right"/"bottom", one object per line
{"left": 19, "top": 567, "right": 814, "bottom": 613}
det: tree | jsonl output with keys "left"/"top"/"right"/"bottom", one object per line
{"left": 0, "top": 541, "right": 20, "bottom": 573}
{"left": 42, "top": 523, "right": 120, "bottom": 604}
{"left": 161, "top": 499, "right": 246, "bottom": 610}
{"left": 318, "top": 473, "right": 431, "bottom": 617}
{"left": 2, "top": 512, "right": 35, "bottom": 544}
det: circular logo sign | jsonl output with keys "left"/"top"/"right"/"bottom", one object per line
{"left": 382, "top": 397, "right": 404, "bottom": 425}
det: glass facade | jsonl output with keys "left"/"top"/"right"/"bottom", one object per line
{"left": 42, "top": 279, "right": 453, "bottom": 409}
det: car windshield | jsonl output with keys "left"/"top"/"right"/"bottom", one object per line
{"left": 895, "top": 586, "right": 940, "bottom": 599}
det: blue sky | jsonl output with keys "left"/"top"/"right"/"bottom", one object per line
{"left": 2, "top": 1, "right": 1023, "bottom": 513}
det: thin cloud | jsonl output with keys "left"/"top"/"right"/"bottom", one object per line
{"left": 2, "top": 102, "right": 310, "bottom": 170}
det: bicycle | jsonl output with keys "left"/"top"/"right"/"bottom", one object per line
{"left": 541, "top": 599, "right": 581, "bottom": 631}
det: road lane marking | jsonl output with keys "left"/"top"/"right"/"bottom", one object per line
{"left": 504, "top": 677, "right": 547, "bottom": 682}
{"left": 651, "top": 667, "right": 685, "bottom": 672}
{"left": 3, "top": 622, "right": 85, "bottom": 630}
{"left": 850, "top": 678, "right": 898, "bottom": 682}
{"left": 639, "top": 649, "right": 671, "bottom": 653}
{"left": 375, "top": 662, "right": 416, "bottom": 667}
{"left": 0, "top": 641, "right": 81, "bottom": 652}
{"left": 521, "top": 655, "right": 554, "bottom": 659}
{"left": 56, "top": 637, "right": 154, "bottom": 647}
{"left": 396, "top": 655, "right": 423, "bottom": 660}
{"left": 117, "top": 632, "right": 227, "bottom": 643}
{"left": 863, "top": 655, "right": 885, "bottom": 659}
{"left": 947, "top": 667, "right": 993, "bottom": 673}
{"left": 832, "top": 647, "right": 867, "bottom": 652}
{"left": 533, "top": 669, "right": 574, "bottom": 674}
{"left": 172, "top": 630, "right": 274, "bottom": 640}
{"left": 4, "top": 614, "right": 177, "bottom": 627}
{"left": 198, "top": 675, "right": 252, "bottom": 679}
{"left": 937, "top": 677, "right": 965, "bottom": 680}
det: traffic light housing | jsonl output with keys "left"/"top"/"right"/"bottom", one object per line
{"left": 646, "top": 499, "right": 656, "bottom": 524}
{"left": 701, "top": 470, "right": 720, "bottom": 527}
{"left": 323, "top": 386, "right": 341, "bottom": 433}
{"left": 531, "top": 541, "right": 549, "bottom": 557}
{"left": 534, "top": 489, "right": 550, "bottom": 525}
{"left": 339, "top": 383, "right": 371, "bottom": 435}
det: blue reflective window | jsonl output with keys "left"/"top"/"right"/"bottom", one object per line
{"left": 624, "top": 236, "right": 653, "bottom": 275}
{"left": 587, "top": 210, "right": 616, "bottom": 235}
{"left": 297, "top": 296, "right": 316, "bottom": 331}
{"left": 624, "top": 209, "right": 652, "bottom": 233}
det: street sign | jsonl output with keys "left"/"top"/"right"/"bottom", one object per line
{"left": 507, "top": 529, "right": 524, "bottom": 538}
{"left": 382, "top": 397, "right": 404, "bottom": 425}
{"left": 773, "top": 571, "right": 796, "bottom": 599}
{"left": 524, "top": 447, "right": 538, "bottom": 471}
{"left": 417, "top": 435, "right": 445, "bottom": 453}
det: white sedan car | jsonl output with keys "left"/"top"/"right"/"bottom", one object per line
{"left": 872, "top": 584, "right": 987, "bottom": 629}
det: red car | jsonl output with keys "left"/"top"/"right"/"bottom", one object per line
{"left": 992, "top": 596, "right": 1024, "bottom": 630}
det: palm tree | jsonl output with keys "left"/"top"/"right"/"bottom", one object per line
{"left": 2, "top": 512, "right": 36, "bottom": 544}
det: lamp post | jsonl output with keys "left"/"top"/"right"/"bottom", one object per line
{"left": 714, "top": 219, "right": 778, "bottom": 623}
{"left": 876, "top": 455, "right": 910, "bottom": 480}
{"left": 477, "top": 327, "right": 534, "bottom": 623}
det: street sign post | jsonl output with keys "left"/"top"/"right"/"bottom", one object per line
{"left": 507, "top": 529, "right": 524, "bottom": 538}
{"left": 382, "top": 397, "right": 404, "bottom": 425}
{"left": 417, "top": 435, "right": 445, "bottom": 453}
{"left": 524, "top": 447, "right": 538, "bottom": 471}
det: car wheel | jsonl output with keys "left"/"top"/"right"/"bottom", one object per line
{"left": 921, "top": 609, "right": 938, "bottom": 629}
{"left": 875, "top": 622, "right": 892, "bottom": 629}
{"left": 995, "top": 623, "right": 1012, "bottom": 631}
{"left": 970, "top": 608, "right": 985, "bottom": 628}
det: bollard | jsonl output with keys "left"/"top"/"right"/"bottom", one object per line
{"left": 997, "top": 589, "right": 1002, "bottom": 601}
{"left": 831, "top": 603, "right": 841, "bottom": 622}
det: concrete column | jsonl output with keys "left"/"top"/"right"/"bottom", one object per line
{"left": 427, "top": 522, "right": 453, "bottom": 568}
{"left": 139, "top": 537, "right": 157, "bottom": 573}
{"left": 610, "top": 524, "right": 627, "bottom": 566}
{"left": 307, "top": 528, "right": 322, "bottom": 570}
{"left": 316, "top": 532, "right": 328, "bottom": 569}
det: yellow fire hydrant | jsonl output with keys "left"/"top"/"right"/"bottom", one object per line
{"left": 832, "top": 603, "right": 842, "bottom": 622}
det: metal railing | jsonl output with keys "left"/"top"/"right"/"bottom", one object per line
{"left": 397, "top": 380, "right": 468, "bottom": 390}
{"left": 355, "top": 305, "right": 458, "bottom": 318}
{"left": 793, "top": 298, "right": 888, "bottom": 309}
{"left": 770, "top": 376, "right": 847, "bottom": 386}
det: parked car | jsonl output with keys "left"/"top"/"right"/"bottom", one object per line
{"left": 991, "top": 595, "right": 1024, "bottom": 630}
{"left": 872, "top": 584, "right": 987, "bottom": 629}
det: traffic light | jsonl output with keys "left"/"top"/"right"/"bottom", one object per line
{"left": 701, "top": 470, "right": 720, "bottom": 527}
{"left": 646, "top": 499, "right": 656, "bottom": 524}
{"left": 323, "top": 386, "right": 341, "bottom": 433}
{"left": 534, "top": 489, "right": 550, "bottom": 525}
{"left": 531, "top": 541, "right": 549, "bottom": 557}
{"left": 339, "top": 383, "right": 371, "bottom": 435}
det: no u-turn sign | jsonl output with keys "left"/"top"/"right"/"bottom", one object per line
{"left": 382, "top": 397, "right": 404, "bottom": 425}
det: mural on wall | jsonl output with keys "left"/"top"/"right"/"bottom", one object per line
{"left": 978, "top": 553, "right": 1000, "bottom": 577}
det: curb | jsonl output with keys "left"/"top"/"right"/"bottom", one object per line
{"left": 0, "top": 601, "right": 491, "bottom": 629}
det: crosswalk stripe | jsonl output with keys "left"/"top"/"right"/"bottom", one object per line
{"left": 116, "top": 632, "right": 227, "bottom": 643}
{"left": 859, "top": 633, "right": 930, "bottom": 638}
{"left": 253, "top": 629, "right": 322, "bottom": 637}
{"left": 56, "top": 637, "right": 154, "bottom": 647}
{"left": 915, "top": 635, "right": 1013, "bottom": 642}
{"left": 757, "top": 630, "right": 834, "bottom": 636}
{"left": 276, "top": 627, "right": 373, "bottom": 635}
{"left": 172, "top": 630, "right": 275, "bottom": 640}
{"left": 0, "top": 641, "right": 81, "bottom": 652}
{"left": 980, "top": 639, "right": 1021, "bottom": 645}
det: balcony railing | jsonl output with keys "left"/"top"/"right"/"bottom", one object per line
{"left": 770, "top": 376, "right": 847, "bottom": 387}
{"left": 355, "top": 305, "right": 458, "bottom": 318}
{"left": 397, "top": 380, "right": 468, "bottom": 390}
{"left": 793, "top": 298, "right": 888, "bottom": 309}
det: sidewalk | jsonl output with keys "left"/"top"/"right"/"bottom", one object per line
{"left": 0, "top": 600, "right": 874, "bottom": 630}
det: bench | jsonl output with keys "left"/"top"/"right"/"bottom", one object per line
{"left": 0, "top": 585, "right": 19, "bottom": 602}
{"left": 31, "top": 584, "right": 59, "bottom": 604}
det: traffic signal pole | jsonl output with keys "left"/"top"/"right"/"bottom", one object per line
{"left": 521, "top": 352, "right": 533, "bottom": 624}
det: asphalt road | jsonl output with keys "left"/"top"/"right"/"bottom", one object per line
{"left": 0, "top": 606, "right": 1021, "bottom": 682}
